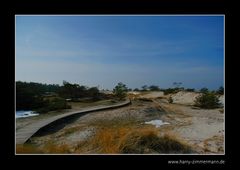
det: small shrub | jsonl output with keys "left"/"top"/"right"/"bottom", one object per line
{"left": 200, "top": 87, "right": 209, "bottom": 94}
{"left": 194, "top": 92, "right": 221, "bottom": 109}
{"left": 37, "top": 97, "right": 71, "bottom": 113}
{"left": 113, "top": 82, "right": 128, "bottom": 100}
{"left": 168, "top": 97, "right": 173, "bottom": 103}
{"left": 119, "top": 130, "right": 192, "bottom": 154}
{"left": 133, "top": 88, "right": 140, "bottom": 91}
{"left": 163, "top": 88, "right": 180, "bottom": 95}
{"left": 216, "top": 86, "right": 224, "bottom": 95}
{"left": 185, "top": 88, "right": 195, "bottom": 92}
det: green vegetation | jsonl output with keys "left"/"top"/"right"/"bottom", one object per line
{"left": 37, "top": 97, "right": 71, "bottom": 113}
{"left": 200, "top": 87, "right": 209, "bottom": 94}
{"left": 58, "top": 80, "right": 101, "bottom": 100}
{"left": 216, "top": 86, "right": 224, "bottom": 95}
{"left": 16, "top": 80, "right": 224, "bottom": 113}
{"left": 58, "top": 80, "right": 87, "bottom": 99}
{"left": 162, "top": 88, "right": 183, "bottom": 95}
{"left": 194, "top": 86, "right": 223, "bottom": 109}
{"left": 113, "top": 82, "right": 128, "bottom": 100}
{"left": 16, "top": 81, "right": 71, "bottom": 113}
{"left": 194, "top": 92, "right": 221, "bottom": 109}
{"left": 141, "top": 85, "right": 149, "bottom": 91}
{"left": 16, "top": 81, "right": 60, "bottom": 110}
{"left": 173, "top": 82, "right": 183, "bottom": 88}
{"left": 149, "top": 85, "right": 160, "bottom": 91}
{"left": 16, "top": 81, "right": 107, "bottom": 113}
{"left": 185, "top": 88, "right": 195, "bottom": 92}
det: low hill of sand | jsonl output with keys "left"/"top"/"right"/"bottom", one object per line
{"left": 170, "top": 91, "right": 200, "bottom": 105}
{"left": 169, "top": 91, "right": 224, "bottom": 106}
{"left": 129, "top": 91, "right": 224, "bottom": 106}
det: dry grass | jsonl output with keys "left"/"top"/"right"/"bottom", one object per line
{"left": 72, "top": 117, "right": 193, "bottom": 154}
{"left": 120, "top": 128, "right": 192, "bottom": 154}
{"left": 41, "top": 142, "right": 71, "bottom": 153}
{"left": 84, "top": 125, "right": 192, "bottom": 154}
{"left": 16, "top": 142, "right": 72, "bottom": 154}
{"left": 90, "top": 127, "right": 130, "bottom": 153}
{"left": 127, "top": 93, "right": 141, "bottom": 100}
{"left": 16, "top": 144, "right": 42, "bottom": 154}
{"left": 202, "top": 135, "right": 224, "bottom": 153}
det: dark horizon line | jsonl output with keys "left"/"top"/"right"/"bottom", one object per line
{"left": 15, "top": 80, "right": 223, "bottom": 91}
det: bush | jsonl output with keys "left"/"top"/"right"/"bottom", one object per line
{"left": 200, "top": 87, "right": 209, "bottom": 94}
{"left": 37, "top": 97, "right": 71, "bottom": 113}
{"left": 149, "top": 85, "right": 160, "bottom": 91}
{"left": 216, "top": 86, "right": 224, "bottom": 95}
{"left": 168, "top": 97, "right": 173, "bottom": 103}
{"left": 163, "top": 88, "right": 180, "bottom": 95}
{"left": 194, "top": 92, "right": 221, "bottom": 109}
{"left": 133, "top": 88, "right": 139, "bottom": 91}
{"left": 113, "top": 82, "right": 128, "bottom": 100}
{"left": 185, "top": 88, "right": 195, "bottom": 92}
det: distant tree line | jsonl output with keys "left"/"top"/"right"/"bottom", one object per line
{"left": 131, "top": 83, "right": 224, "bottom": 96}
{"left": 16, "top": 81, "right": 105, "bottom": 113}
{"left": 58, "top": 80, "right": 101, "bottom": 100}
{"left": 16, "top": 81, "right": 61, "bottom": 111}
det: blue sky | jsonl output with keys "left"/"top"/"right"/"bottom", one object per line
{"left": 16, "top": 15, "right": 224, "bottom": 90}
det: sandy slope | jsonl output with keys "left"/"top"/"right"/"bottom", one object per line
{"left": 169, "top": 91, "right": 224, "bottom": 106}
{"left": 156, "top": 100, "right": 224, "bottom": 154}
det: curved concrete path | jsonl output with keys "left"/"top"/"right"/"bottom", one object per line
{"left": 16, "top": 99, "right": 131, "bottom": 144}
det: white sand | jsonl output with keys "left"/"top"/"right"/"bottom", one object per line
{"left": 145, "top": 119, "right": 170, "bottom": 128}
{"left": 139, "top": 91, "right": 164, "bottom": 99}
{"left": 170, "top": 91, "right": 200, "bottom": 105}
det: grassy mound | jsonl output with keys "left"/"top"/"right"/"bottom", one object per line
{"left": 86, "top": 123, "right": 193, "bottom": 154}
{"left": 119, "top": 130, "right": 192, "bottom": 154}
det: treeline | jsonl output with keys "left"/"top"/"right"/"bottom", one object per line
{"left": 16, "top": 81, "right": 60, "bottom": 111}
{"left": 16, "top": 81, "right": 105, "bottom": 113}
{"left": 58, "top": 81, "right": 101, "bottom": 100}
{"left": 131, "top": 84, "right": 224, "bottom": 96}
{"left": 16, "top": 81, "right": 61, "bottom": 96}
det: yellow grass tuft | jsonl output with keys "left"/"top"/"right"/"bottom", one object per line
{"left": 16, "top": 142, "right": 71, "bottom": 154}
{"left": 16, "top": 144, "right": 42, "bottom": 154}
{"left": 42, "top": 141, "right": 71, "bottom": 153}
{"left": 78, "top": 122, "right": 193, "bottom": 154}
{"left": 87, "top": 127, "right": 130, "bottom": 153}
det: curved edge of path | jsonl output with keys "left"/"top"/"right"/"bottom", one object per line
{"left": 16, "top": 99, "right": 131, "bottom": 144}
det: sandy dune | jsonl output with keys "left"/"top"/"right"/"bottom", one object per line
{"left": 156, "top": 100, "right": 224, "bottom": 154}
